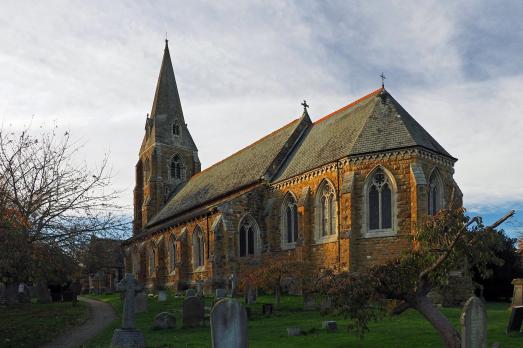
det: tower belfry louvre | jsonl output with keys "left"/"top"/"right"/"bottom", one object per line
{"left": 126, "top": 41, "right": 461, "bottom": 294}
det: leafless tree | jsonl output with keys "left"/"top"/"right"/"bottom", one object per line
{"left": 0, "top": 124, "right": 130, "bottom": 251}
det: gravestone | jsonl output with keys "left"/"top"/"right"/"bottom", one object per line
{"left": 110, "top": 273, "right": 145, "bottom": 348}
{"left": 215, "top": 288, "right": 226, "bottom": 300}
{"left": 5, "top": 283, "right": 19, "bottom": 305}
{"left": 303, "top": 293, "right": 317, "bottom": 310}
{"left": 153, "top": 312, "right": 176, "bottom": 330}
{"left": 460, "top": 296, "right": 487, "bottom": 348}
{"left": 196, "top": 282, "right": 204, "bottom": 297}
{"left": 322, "top": 320, "right": 338, "bottom": 332}
{"left": 511, "top": 279, "right": 523, "bottom": 308}
{"left": 36, "top": 282, "right": 52, "bottom": 304}
{"left": 186, "top": 288, "right": 196, "bottom": 298}
{"left": 506, "top": 306, "right": 523, "bottom": 334}
{"left": 18, "top": 283, "right": 30, "bottom": 303}
{"left": 158, "top": 290, "right": 167, "bottom": 302}
{"left": 287, "top": 327, "right": 302, "bottom": 336}
{"left": 211, "top": 298, "right": 248, "bottom": 348}
{"left": 320, "top": 297, "right": 332, "bottom": 314}
{"left": 135, "top": 292, "right": 147, "bottom": 313}
{"left": 229, "top": 273, "right": 237, "bottom": 297}
{"left": 245, "top": 287, "right": 256, "bottom": 304}
{"left": 182, "top": 296, "right": 205, "bottom": 327}
{"left": 262, "top": 303, "right": 273, "bottom": 316}
{"left": 0, "top": 283, "right": 6, "bottom": 305}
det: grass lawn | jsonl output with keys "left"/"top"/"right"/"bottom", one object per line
{"left": 0, "top": 300, "right": 89, "bottom": 348}
{"left": 85, "top": 293, "right": 523, "bottom": 348}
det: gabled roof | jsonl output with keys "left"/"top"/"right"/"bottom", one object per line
{"left": 145, "top": 87, "right": 455, "bottom": 230}
{"left": 147, "top": 118, "right": 304, "bottom": 227}
{"left": 272, "top": 88, "right": 454, "bottom": 182}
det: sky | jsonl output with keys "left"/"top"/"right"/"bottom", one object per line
{"left": 0, "top": 1, "right": 522, "bottom": 237}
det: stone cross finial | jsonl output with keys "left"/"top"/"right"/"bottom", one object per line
{"left": 116, "top": 273, "right": 143, "bottom": 329}
{"left": 301, "top": 100, "right": 309, "bottom": 111}
{"left": 380, "top": 72, "right": 386, "bottom": 88}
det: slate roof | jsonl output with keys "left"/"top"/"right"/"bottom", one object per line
{"left": 146, "top": 87, "right": 454, "bottom": 230}
{"left": 273, "top": 88, "right": 454, "bottom": 182}
{"left": 147, "top": 118, "right": 303, "bottom": 226}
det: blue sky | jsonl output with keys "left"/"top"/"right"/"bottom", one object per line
{"left": 0, "top": 1, "right": 521, "bottom": 237}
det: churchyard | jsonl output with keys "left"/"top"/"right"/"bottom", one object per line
{"left": 83, "top": 290, "right": 523, "bottom": 348}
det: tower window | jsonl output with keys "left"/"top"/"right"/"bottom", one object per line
{"left": 170, "top": 155, "right": 184, "bottom": 180}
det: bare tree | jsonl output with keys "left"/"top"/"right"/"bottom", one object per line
{"left": 0, "top": 124, "right": 129, "bottom": 282}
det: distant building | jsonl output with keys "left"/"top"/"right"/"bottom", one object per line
{"left": 80, "top": 236, "right": 124, "bottom": 294}
{"left": 124, "top": 40, "right": 461, "bottom": 292}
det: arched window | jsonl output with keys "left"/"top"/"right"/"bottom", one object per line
{"left": 316, "top": 180, "right": 337, "bottom": 240}
{"left": 428, "top": 170, "right": 443, "bottom": 215}
{"left": 281, "top": 193, "right": 299, "bottom": 247}
{"left": 239, "top": 215, "right": 260, "bottom": 257}
{"left": 192, "top": 226, "right": 204, "bottom": 269}
{"left": 173, "top": 119, "right": 181, "bottom": 136}
{"left": 365, "top": 167, "right": 396, "bottom": 235}
{"left": 169, "top": 237, "right": 177, "bottom": 272}
{"left": 148, "top": 247, "right": 155, "bottom": 276}
{"left": 170, "top": 155, "right": 183, "bottom": 180}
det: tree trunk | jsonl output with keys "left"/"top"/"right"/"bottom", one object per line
{"left": 414, "top": 295, "right": 461, "bottom": 348}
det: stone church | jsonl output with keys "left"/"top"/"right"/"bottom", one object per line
{"left": 123, "top": 41, "right": 461, "bottom": 292}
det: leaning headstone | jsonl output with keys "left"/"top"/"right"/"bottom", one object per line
{"left": 215, "top": 288, "right": 226, "bottom": 300}
{"left": 158, "top": 290, "right": 167, "bottom": 302}
{"left": 506, "top": 305, "right": 523, "bottom": 334}
{"left": 511, "top": 279, "right": 523, "bottom": 308}
{"left": 186, "top": 288, "right": 196, "bottom": 298}
{"left": 36, "top": 282, "right": 52, "bottom": 304}
{"left": 322, "top": 321, "right": 338, "bottom": 332}
{"left": 134, "top": 292, "right": 147, "bottom": 313}
{"left": 460, "top": 296, "right": 487, "bottom": 348}
{"left": 110, "top": 273, "right": 145, "bottom": 348}
{"left": 211, "top": 299, "right": 248, "bottom": 348}
{"left": 182, "top": 296, "right": 205, "bottom": 327}
{"left": 153, "top": 312, "right": 176, "bottom": 330}
{"left": 287, "top": 327, "right": 302, "bottom": 336}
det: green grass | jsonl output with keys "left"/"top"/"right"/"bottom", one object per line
{"left": 85, "top": 293, "right": 523, "bottom": 348}
{"left": 0, "top": 301, "right": 89, "bottom": 348}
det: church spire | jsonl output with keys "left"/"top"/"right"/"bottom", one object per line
{"left": 149, "top": 39, "right": 185, "bottom": 122}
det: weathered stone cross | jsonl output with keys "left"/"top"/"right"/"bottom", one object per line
{"left": 116, "top": 273, "right": 143, "bottom": 329}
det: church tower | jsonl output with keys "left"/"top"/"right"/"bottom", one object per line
{"left": 133, "top": 40, "right": 201, "bottom": 235}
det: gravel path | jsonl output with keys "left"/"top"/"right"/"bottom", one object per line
{"left": 40, "top": 296, "right": 117, "bottom": 348}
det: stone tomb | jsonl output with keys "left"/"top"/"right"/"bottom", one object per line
{"left": 460, "top": 296, "right": 487, "bottom": 348}
{"left": 182, "top": 296, "right": 205, "bottom": 327}
{"left": 506, "top": 306, "right": 523, "bottom": 334}
{"left": 134, "top": 292, "right": 148, "bottom": 313}
{"left": 211, "top": 299, "right": 248, "bottom": 348}
{"left": 511, "top": 278, "right": 523, "bottom": 308}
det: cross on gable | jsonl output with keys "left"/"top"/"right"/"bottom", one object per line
{"left": 380, "top": 72, "right": 386, "bottom": 88}
{"left": 301, "top": 100, "right": 309, "bottom": 110}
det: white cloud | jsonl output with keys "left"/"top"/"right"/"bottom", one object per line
{"left": 0, "top": 0, "right": 522, "bottom": 215}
